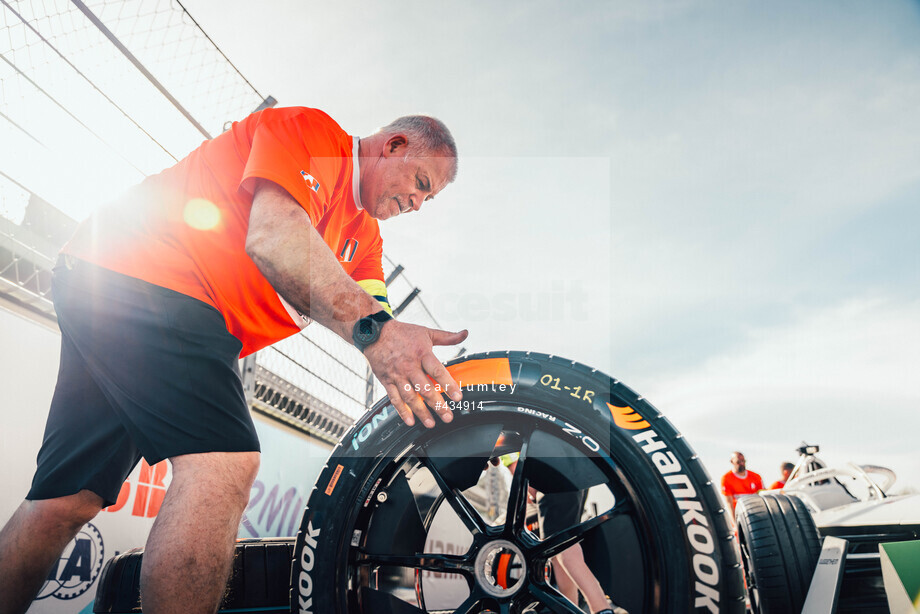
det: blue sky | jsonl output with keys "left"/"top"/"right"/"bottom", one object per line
{"left": 134, "top": 0, "right": 920, "bottom": 488}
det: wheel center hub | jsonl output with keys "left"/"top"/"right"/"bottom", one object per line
{"left": 474, "top": 539, "right": 526, "bottom": 598}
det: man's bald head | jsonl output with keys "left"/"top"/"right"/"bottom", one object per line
{"left": 375, "top": 115, "right": 458, "bottom": 183}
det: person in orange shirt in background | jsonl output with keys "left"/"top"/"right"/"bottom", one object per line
{"left": 721, "top": 451, "right": 764, "bottom": 518}
{"left": 0, "top": 108, "right": 467, "bottom": 614}
{"left": 769, "top": 461, "right": 795, "bottom": 490}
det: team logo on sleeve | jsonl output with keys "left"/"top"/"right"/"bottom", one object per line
{"left": 339, "top": 239, "right": 359, "bottom": 263}
{"left": 301, "top": 171, "right": 321, "bottom": 193}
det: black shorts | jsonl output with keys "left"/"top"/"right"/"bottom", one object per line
{"left": 537, "top": 489, "right": 587, "bottom": 538}
{"left": 27, "top": 257, "right": 260, "bottom": 506}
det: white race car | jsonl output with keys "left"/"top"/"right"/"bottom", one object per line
{"left": 735, "top": 443, "right": 920, "bottom": 613}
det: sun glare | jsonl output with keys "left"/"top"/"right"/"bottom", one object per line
{"left": 183, "top": 198, "right": 221, "bottom": 230}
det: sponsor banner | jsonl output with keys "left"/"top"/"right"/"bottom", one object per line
{"left": 242, "top": 414, "right": 332, "bottom": 539}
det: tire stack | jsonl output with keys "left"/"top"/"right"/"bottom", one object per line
{"left": 93, "top": 538, "right": 293, "bottom": 613}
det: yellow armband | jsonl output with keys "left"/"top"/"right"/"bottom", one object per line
{"left": 356, "top": 279, "right": 392, "bottom": 315}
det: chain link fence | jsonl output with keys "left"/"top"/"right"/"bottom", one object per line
{"left": 0, "top": 0, "right": 268, "bottom": 213}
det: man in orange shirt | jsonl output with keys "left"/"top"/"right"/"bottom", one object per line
{"left": 721, "top": 451, "right": 764, "bottom": 517}
{"left": 770, "top": 461, "right": 795, "bottom": 490}
{"left": 0, "top": 108, "right": 467, "bottom": 614}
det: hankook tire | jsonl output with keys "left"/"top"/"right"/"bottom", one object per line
{"left": 290, "top": 351, "right": 745, "bottom": 613}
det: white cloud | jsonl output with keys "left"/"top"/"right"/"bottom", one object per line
{"left": 640, "top": 297, "right": 920, "bottom": 488}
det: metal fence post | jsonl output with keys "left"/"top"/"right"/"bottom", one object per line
{"left": 241, "top": 354, "right": 257, "bottom": 405}
{"left": 365, "top": 365, "right": 376, "bottom": 411}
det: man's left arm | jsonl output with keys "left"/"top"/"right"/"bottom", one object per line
{"left": 352, "top": 234, "right": 392, "bottom": 316}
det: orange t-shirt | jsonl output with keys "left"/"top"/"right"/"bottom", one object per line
{"left": 62, "top": 107, "right": 384, "bottom": 356}
{"left": 721, "top": 471, "right": 764, "bottom": 511}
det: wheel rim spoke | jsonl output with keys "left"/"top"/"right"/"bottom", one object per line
{"left": 419, "top": 453, "right": 491, "bottom": 537}
{"left": 503, "top": 425, "right": 534, "bottom": 538}
{"left": 355, "top": 550, "right": 474, "bottom": 577}
{"left": 526, "top": 583, "right": 584, "bottom": 614}
{"left": 532, "top": 497, "right": 630, "bottom": 559}
{"left": 740, "top": 538, "right": 759, "bottom": 596}
{"left": 451, "top": 589, "right": 487, "bottom": 614}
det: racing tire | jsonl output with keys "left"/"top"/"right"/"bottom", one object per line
{"left": 735, "top": 493, "right": 822, "bottom": 614}
{"left": 92, "top": 538, "right": 294, "bottom": 613}
{"left": 290, "top": 351, "right": 746, "bottom": 614}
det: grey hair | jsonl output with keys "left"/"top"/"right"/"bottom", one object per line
{"left": 378, "top": 115, "right": 458, "bottom": 183}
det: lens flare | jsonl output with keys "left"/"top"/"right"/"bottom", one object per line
{"left": 183, "top": 198, "right": 221, "bottom": 230}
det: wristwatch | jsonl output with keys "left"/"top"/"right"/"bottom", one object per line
{"left": 352, "top": 310, "right": 393, "bottom": 352}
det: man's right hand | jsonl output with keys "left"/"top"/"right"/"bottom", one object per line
{"left": 363, "top": 319, "right": 468, "bottom": 428}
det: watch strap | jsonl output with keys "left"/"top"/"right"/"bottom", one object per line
{"left": 367, "top": 310, "right": 393, "bottom": 325}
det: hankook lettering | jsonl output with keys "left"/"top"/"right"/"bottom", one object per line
{"left": 297, "top": 521, "right": 321, "bottom": 614}
{"left": 632, "top": 428, "right": 721, "bottom": 613}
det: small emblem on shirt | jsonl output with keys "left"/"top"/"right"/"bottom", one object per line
{"left": 339, "top": 238, "right": 359, "bottom": 263}
{"left": 301, "top": 171, "right": 320, "bottom": 193}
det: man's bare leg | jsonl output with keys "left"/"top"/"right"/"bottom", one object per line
{"left": 551, "top": 557, "right": 582, "bottom": 606}
{"left": 0, "top": 490, "right": 103, "bottom": 614}
{"left": 557, "top": 543, "right": 610, "bottom": 613}
{"left": 139, "top": 451, "right": 259, "bottom": 614}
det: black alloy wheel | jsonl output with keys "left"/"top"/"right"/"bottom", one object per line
{"left": 291, "top": 351, "right": 745, "bottom": 614}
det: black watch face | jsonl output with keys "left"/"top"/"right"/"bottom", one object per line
{"left": 355, "top": 318, "right": 378, "bottom": 346}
